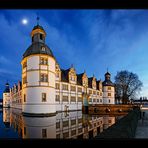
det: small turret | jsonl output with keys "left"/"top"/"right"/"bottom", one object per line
{"left": 3, "top": 82, "right": 10, "bottom": 108}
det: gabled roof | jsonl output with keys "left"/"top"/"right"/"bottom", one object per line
{"left": 61, "top": 69, "right": 70, "bottom": 82}
{"left": 77, "top": 73, "right": 84, "bottom": 85}
{"left": 88, "top": 77, "right": 93, "bottom": 88}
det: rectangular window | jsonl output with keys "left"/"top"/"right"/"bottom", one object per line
{"left": 71, "top": 86, "right": 76, "bottom": 91}
{"left": 40, "top": 57, "right": 48, "bottom": 65}
{"left": 89, "top": 90, "right": 92, "bottom": 94}
{"left": 71, "top": 119, "right": 76, "bottom": 126}
{"left": 71, "top": 130, "right": 76, "bottom": 136}
{"left": 62, "top": 84, "right": 68, "bottom": 90}
{"left": 89, "top": 98, "right": 92, "bottom": 102}
{"left": 55, "top": 83, "right": 60, "bottom": 89}
{"left": 62, "top": 96, "right": 68, "bottom": 102}
{"left": 24, "top": 94, "right": 26, "bottom": 102}
{"left": 63, "top": 132, "right": 69, "bottom": 138}
{"left": 71, "top": 96, "right": 76, "bottom": 102}
{"left": 78, "top": 118, "right": 82, "bottom": 124}
{"left": 56, "top": 95, "right": 60, "bottom": 102}
{"left": 56, "top": 122, "right": 60, "bottom": 129}
{"left": 23, "top": 76, "right": 27, "bottom": 84}
{"left": 93, "top": 99, "right": 96, "bottom": 102}
{"left": 78, "top": 97, "right": 82, "bottom": 102}
{"left": 108, "top": 87, "right": 111, "bottom": 90}
{"left": 42, "top": 93, "right": 46, "bottom": 102}
{"left": 63, "top": 120, "right": 69, "bottom": 127}
{"left": 42, "top": 129, "right": 47, "bottom": 138}
{"left": 108, "top": 93, "right": 111, "bottom": 97}
{"left": 40, "top": 34, "right": 43, "bottom": 40}
{"left": 100, "top": 99, "right": 102, "bottom": 102}
{"left": 100, "top": 92, "right": 102, "bottom": 96}
{"left": 109, "top": 99, "right": 110, "bottom": 103}
{"left": 40, "top": 73, "right": 48, "bottom": 82}
{"left": 78, "top": 87, "right": 82, "bottom": 92}
{"left": 93, "top": 91, "right": 96, "bottom": 95}
{"left": 97, "top": 92, "right": 99, "bottom": 95}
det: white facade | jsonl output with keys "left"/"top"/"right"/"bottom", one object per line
{"left": 22, "top": 55, "right": 56, "bottom": 115}
{"left": 103, "top": 86, "right": 115, "bottom": 104}
{"left": 3, "top": 92, "right": 10, "bottom": 108}
{"left": 2, "top": 23, "right": 115, "bottom": 115}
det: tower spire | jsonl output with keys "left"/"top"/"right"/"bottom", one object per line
{"left": 37, "top": 15, "right": 40, "bottom": 25}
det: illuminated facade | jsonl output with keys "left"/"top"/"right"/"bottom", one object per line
{"left": 3, "top": 22, "right": 115, "bottom": 115}
{"left": 3, "top": 108, "right": 117, "bottom": 139}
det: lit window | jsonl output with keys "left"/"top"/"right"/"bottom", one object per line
{"left": 40, "top": 57, "right": 48, "bottom": 65}
{"left": 40, "top": 74, "right": 48, "bottom": 82}
{"left": 71, "top": 86, "right": 76, "bottom": 91}
{"left": 62, "top": 96, "right": 68, "bottom": 102}
{"left": 24, "top": 94, "right": 26, "bottom": 102}
{"left": 108, "top": 87, "right": 111, "bottom": 90}
{"left": 56, "top": 95, "right": 60, "bottom": 101}
{"left": 78, "top": 87, "right": 82, "bottom": 92}
{"left": 42, "top": 129, "right": 47, "bottom": 138}
{"left": 108, "top": 93, "right": 111, "bottom": 97}
{"left": 42, "top": 93, "right": 46, "bottom": 102}
{"left": 62, "top": 84, "right": 68, "bottom": 90}
{"left": 71, "top": 96, "right": 76, "bottom": 102}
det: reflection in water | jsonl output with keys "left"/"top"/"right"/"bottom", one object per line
{"left": 1, "top": 108, "right": 123, "bottom": 139}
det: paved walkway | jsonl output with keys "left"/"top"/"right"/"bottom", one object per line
{"left": 135, "top": 109, "right": 148, "bottom": 138}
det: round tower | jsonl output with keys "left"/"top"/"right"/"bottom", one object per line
{"left": 21, "top": 18, "right": 56, "bottom": 116}
{"left": 102, "top": 72, "right": 115, "bottom": 104}
{"left": 3, "top": 82, "right": 10, "bottom": 108}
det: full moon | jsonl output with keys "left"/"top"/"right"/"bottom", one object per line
{"left": 22, "top": 19, "right": 28, "bottom": 25}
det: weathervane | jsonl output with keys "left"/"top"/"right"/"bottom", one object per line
{"left": 37, "top": 15, "right": 40, "bottom": 25}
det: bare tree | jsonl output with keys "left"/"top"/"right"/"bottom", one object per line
{"left": 115, "top": 70, "right": 143, "bottom": 104}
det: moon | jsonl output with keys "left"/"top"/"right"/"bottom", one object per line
{"left": 22, "top": 19, "right": 28, "bottom": 25}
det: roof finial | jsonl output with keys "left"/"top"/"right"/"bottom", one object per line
{"left": 71, "top": 64, "right": 74, "bottom": 68}
{"left": 37, "top": 15, "right": 40, "bottom": 26}
{"left": 84, "top": 69, "right": 86, "bottom": 73}
{"left": 107, "top": 67, "right": 108, "bottom": 72}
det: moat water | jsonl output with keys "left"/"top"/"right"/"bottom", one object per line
{"left": 0, "top": 108, "right": 124, "bottom": 139}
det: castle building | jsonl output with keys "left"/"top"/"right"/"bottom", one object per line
{"left": 3, "top": 20, "right": 115, "bottom": 116}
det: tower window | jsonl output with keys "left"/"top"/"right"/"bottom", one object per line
{"left": 109, "top": 99, "right": 110, "bottom": 103}
{"left": 108, "top": 93, "right": 111, "bottom": 97}
{"left": 40, "top": 34, "right": 43, "bottom": 40}
{"left": 40, "top": 57, "right": 48, "bottom": 65}
{"left": 24, "top": 94, "right": 26, "bottom": 102}
{"left": 108, "top": 87, "right": 111, "bottom": 90}
{"left": 40, "top": 73, "right": 48, "bottom": 82}
{"left": 42, "top": 93, "right": 47, "bottom": 102}
{"left": 42, "top": 129, "right": 47, "bottom": 138}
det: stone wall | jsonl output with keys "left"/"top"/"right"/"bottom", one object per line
{"left": 95, "top": 107, "right": 140, "bottom": 138}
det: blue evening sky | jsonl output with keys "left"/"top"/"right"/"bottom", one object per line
{"left": 0, "top": 9, "right": 148, "bottom": 99}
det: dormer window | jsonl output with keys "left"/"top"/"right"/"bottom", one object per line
{"left": 40, "top": 34, "right": 43, "bottom": 40}
{"left": 41, "top": 46, "right": 46, "bottom": 51}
